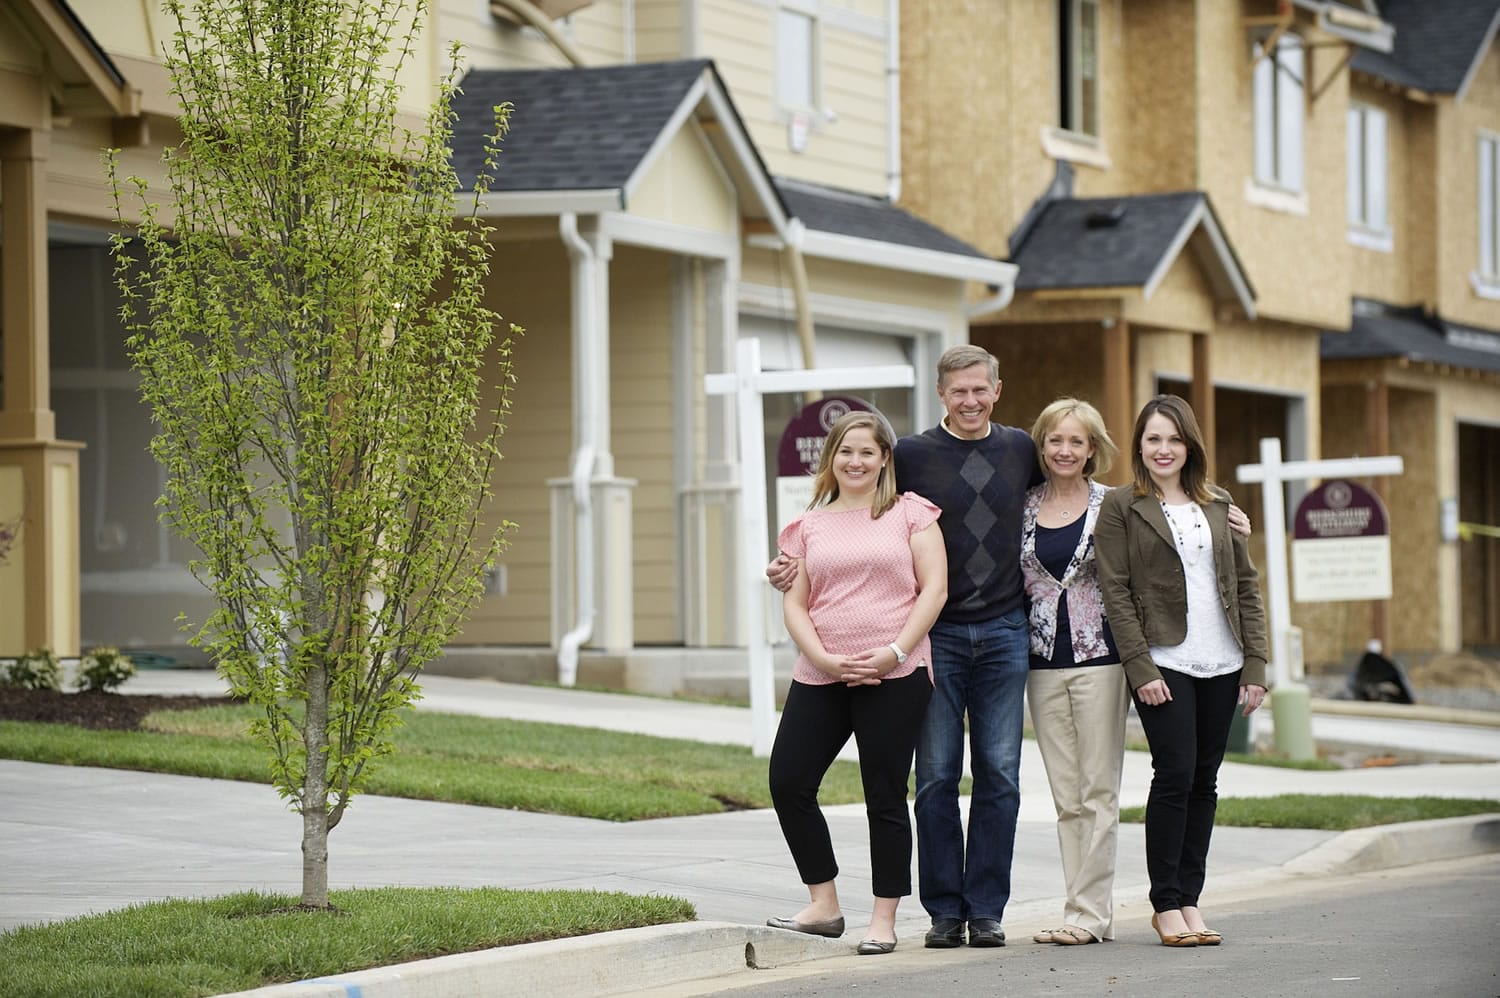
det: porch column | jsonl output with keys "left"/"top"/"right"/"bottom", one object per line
{"left": 1191, "top": 331, "right": 1215, "bottom": 479}
{"left": 1100, "top": 317, "right": 1131, "bottom": 486}
{"left": 1365, "top": 378, "right": 1392, "bottom": 652}
{"left": 0, "top": 128, "right": 82, "bottom": 657}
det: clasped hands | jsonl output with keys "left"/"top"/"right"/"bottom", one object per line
{"left": 814, "top": 645, "right": 901, "bottom": 687}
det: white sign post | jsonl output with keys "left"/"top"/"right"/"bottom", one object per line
{"left": 1237, "top": 439, "right": 1403, "bottom": 758}
{"left": 706, "top": 338, "right": 915, "bottom": 756}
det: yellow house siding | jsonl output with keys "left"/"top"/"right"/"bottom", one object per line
{"left": 740, "top": 246, "right": 962, "bottom": 313}
{"left": 1194, "top": 6, "right": 1349, "bottom": 330}
{"left": 462, "top": 238, "right": 573, "bottom": 645}
{"left": 703, "top": 0, "right": 891, "bottom": 195}
{"left": 438, "top": 0, "right": 626, "bottom": 71}
{"left": 635, "top": 0, "right": 685, "bottom": 62}
{"left": 609, "top": 246, "right": 678, "bottom": 644}
{"left": 627, "top": 121, "right": 739, "bottom": 233}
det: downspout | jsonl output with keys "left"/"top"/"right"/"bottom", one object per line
{"left": 886, "top": 0, "right": 901, "bottom": 203}
{"left": 784, "top": 218, "right": 821, "bottom": 401}
{"left": 557, "top": 212, "right": 595, "bottom": 686}
{"left": 490, "top": 0, "right": 588, "bottom": 66}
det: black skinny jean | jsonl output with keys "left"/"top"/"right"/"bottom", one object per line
{"left": 1131, "top": 667, "right": 1241, "bottom": 912}
{"left": 768, "top": 670, "right": 932, "bottom": 898}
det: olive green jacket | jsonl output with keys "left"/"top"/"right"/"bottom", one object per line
{"left": 1094, "top": 484, "right": 1268, "bottom": 691}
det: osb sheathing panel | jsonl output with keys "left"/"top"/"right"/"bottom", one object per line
{"left": 1435, "top": 43, "right": 1500, "bottom": 328}
{"left": 1115, "top": 0, "right": 1197, "bottom": 195}
{"left": 1122, "top": 253, "right": 1216, "bottom": 332}
{"left": 1194, "top": 5, "right": 1349, "bottom": 329}
{"left": 993, "top": 295, "right": 1123, "bottom": 325}
{"left": 1348, "top": 81, "right": 1413, "bottom": 304}
{"left": 1405, "top": 107, "right": 1440, "bottom": 306}
{"left": 970, "top": 320, "right": 1118, "bottom": 440}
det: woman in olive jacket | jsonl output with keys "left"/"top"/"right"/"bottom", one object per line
{"left": 1094, "top": 395, "right": 1268, "bottom": 948}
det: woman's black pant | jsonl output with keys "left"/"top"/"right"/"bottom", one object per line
{"left": 769, "top": 670, "right": 932, "bottom": 898}
{"left": 1131, "top": 667, "right": 1241, "bottom": 912}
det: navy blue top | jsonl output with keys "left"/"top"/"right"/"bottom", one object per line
{"left": 1028, "top": 517, "right": 1121, "bottom": 670}
{"left": 893, "top": 423, "right": 1041, "bottom": 624}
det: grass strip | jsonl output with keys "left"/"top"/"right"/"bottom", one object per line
{"left": 1119, "top": 794, "right": 1500, "bottom": 829}
{"left": 0, "top": 706, "right": 870, "bottom": 821}
{"left": 0, "top": 886, "right": 694, "bottom": 998}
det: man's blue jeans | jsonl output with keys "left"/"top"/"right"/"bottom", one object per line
{"left": 915, "top": 610, "right": 1029, "bottom": 923}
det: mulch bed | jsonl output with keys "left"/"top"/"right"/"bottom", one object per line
{"left": 0, "top": 688, "right": 237, "bottom": 731}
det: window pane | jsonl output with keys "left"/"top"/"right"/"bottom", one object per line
{"left": 1481, "top": 138, "right": 1496, "bottom": 277}
{"left": 1347, "top": 108, "right": 1364, "bottom": 224}
{"left": 1253, "top": 41, "right": 1275, "bottom": 184}
{"left": 1276, "top": 35, "right": 1305, "bottom": 191}
{"left": 777, "top": 9, "right": 814, "bottom": 109}
{"left": 1078, "top": 0, "right": 1099, "bottom": 136}
{"left": 1367, "top": 108, "right": 1387, "bottom": 230}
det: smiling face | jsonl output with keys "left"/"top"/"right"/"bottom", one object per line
{"left": 1139, "top": 412, "right": 1188, "bottom": 488}
{"left": 831, "top": 425, "right": 887, "bottom": 499}
{"left": 938, "top": 363, "right": 1000, "bottom": 440}
{"left": 1042, "top": 414, "right": 1095, "bottom": 484}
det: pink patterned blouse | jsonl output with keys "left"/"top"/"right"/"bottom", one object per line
{"left": 777, "top": 492, "right": 942, "bottom": 686}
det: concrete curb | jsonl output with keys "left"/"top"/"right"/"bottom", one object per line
{"left": 218, "top": 813, "right": 1500, "bottom": 998}
{"left": 1309, "top": 698, "right": 1500, "bottom": 728}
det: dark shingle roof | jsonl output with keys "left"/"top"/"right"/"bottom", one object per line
{"left": 1352, "top": 0, "right": 1500, "bottom": 94}
{"left": 1009, "top": 192, "right": 1210, "bottom": 289}
{"left": 774, "top": 177, "right": 993, "bottom": 259}
{"left": 1322, "top": 302, "right": 1500, "bottom": 374}
{"left": 450, "top": 60, "right": 714, "bottom": 193}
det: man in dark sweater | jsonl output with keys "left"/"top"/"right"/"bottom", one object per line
{"left": 898, "top": 345, "right": 1041, "bottom": 949}
{"left": 767, "top": 345, "right": 1041, "bottom": 949}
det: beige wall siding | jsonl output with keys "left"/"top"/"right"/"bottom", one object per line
{"left": 1348, "top": 81, "right": 1412, "bottom": 304}
{"left": 1435, "top": 43, "right": 1500, "bottom": 328}
{"left": 627, "top": 121, "right": 739, "bottom": 232}
{"left": 703, "top": 0, "right": 891, "bottom": 195}
{"left": 741, "top": 246, "right": 961, "bottom": 313}
{"left": 1195, "top": 6, "right": 1350, "bottom": 330}
{"left": 635, "top": 0, "right": 685, "bottom": 62}
{"left": 440, "top": 0, "right": 627, "bottom": 71}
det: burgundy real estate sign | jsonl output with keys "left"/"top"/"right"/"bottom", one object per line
{"left": 1290, "top": 479, "right": 1392, "bottom": 602}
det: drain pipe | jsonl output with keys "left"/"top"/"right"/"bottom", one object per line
{"left": 489, "top": 0, "right": 588, "bottom": 67}
{"left": 886, "top": 0, "right": 901, "bottom": 203}
{"left": 784, "top": 218, "right": 821, "bottom": 401}
{"left": 557, "top": 212, "right": 597, "bottom": 687}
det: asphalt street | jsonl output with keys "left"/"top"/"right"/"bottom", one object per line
{"left": 643, "top": 853, "right": 1500, "bottom": 998}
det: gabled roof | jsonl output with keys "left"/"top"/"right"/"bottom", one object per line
{"left": 774, "top": 177, "right": 1015, "bottom": 285}
{"left": 451, "top": 59, "right": 788, "bottom": 231}
{"left": 2, "top": 0, "right": 138, "bottom": 118}
{"left": 1007, "top": 192, "right": 1256, "bottom": 318}
{"left": 1352, "top": 0, "right": 1500, "bottom": 98}
{"left": 1322, "top": 300, "right": 1500, "bottom": 375}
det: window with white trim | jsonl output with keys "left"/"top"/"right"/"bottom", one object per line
{"left": 1253, "top": 33, "right": 1304, "bottom": 192}
{"left": 1058, "top": 0, "right": 1100, "bottom": 138}
{"left": 775, "top": 5, "right": 818, "bottom": 111}
{"left": 1480, "top": 134, "right": 1500, "bottom": 280}
{"left": 1347, "top": 103, "right": 1388, "bottom": 232}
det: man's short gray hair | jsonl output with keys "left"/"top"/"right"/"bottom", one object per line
{"left": 936, "top": 344, "right": 1000, "bottom": 385}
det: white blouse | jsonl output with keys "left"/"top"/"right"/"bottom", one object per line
{"left": 1148, "top": 501, "right": 1243, "bottom": 679}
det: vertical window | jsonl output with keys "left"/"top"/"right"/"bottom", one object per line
{"left": 776, "top": 6, "right": 817, "bottom": 111}
{"left": 1253, "top": 33, "right": 1305, "bottom": 191}
{"left": 1481, "top": 135, "right": 1500, "bottom": 279}
{"left": 1058, "top": 0, "right": 1100, "bottom": 138}
{"left": 1347, "top": 104, "right": 1388, "bottom": 231}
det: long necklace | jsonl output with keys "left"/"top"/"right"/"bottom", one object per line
{"left": 1160, "top": 500, "right": 1206, "bottom": 566}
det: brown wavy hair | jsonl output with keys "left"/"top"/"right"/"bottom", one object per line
{"left": 1129, "top": 394, "right": 1214, "bottom": 503}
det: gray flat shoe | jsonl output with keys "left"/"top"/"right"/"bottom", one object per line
{"left": 856, "top": 938, "right": 897, "bottom": 955}
{"left": 766, "top": 915, "right": 845, "bottom": 938}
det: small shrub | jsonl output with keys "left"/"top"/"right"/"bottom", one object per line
{"left": 77, "top": 646, "right": 136, "bottom": 693}
{"left": 3, "top": 648, "right": 61, "bottom": 690}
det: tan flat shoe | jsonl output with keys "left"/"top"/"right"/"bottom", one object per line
{"left": 1151, "top": 913, "right": 1199, "bottom": 948}
{"left": 1033, "top": 927, "right": 1061, "bottom": 944}
{"left": 1052, "top": 926, "right": 1097, "bottom": 945}
{"left": 1194, "top": 928, "right": 1223, "bottom": 945}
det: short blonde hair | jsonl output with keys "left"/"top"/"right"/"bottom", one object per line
{"left": 1030, "top": 397, "right": 1117, "bottom": 479}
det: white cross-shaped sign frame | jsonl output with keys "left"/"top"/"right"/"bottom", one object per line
{"left": 706, "top": 338, "right": 916, "bottom": 756}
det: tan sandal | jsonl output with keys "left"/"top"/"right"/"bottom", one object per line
{"left": 1052, "top": 926, "right": 1098, "bottom": 945}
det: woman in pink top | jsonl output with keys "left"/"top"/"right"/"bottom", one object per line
{"left": 766, "top": 411, "right": 947, "bottom": 956}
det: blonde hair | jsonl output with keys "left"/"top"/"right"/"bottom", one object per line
{"left": 1030, "top": 397, "right": 1117, "bottom": 479}
{"left": 1129, "top": 394, "right": 1214, "bottom": 503}
{"left": 808, "top": 411, "right": 898, "bottom": 518}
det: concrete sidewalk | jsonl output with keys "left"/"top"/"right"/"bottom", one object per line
{"left": 2, "top": 671, "right": 1497, "bottom": 996}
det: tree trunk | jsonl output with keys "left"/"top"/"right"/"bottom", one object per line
{"left": 301, "top": 660, "right": 332, "bottom": 908}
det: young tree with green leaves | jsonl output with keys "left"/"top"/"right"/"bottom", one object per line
{"left": 107, "top": 0, "right": 516, "bottom": 908}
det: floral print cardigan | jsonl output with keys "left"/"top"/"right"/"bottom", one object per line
{"left": 1020, "top": 479, "right": 1113, "bottom": 664}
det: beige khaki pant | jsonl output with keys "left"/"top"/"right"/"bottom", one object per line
{"left": 1026, "top": 664, "right": 1129, "bottom": 941}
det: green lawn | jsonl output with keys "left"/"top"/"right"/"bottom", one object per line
{"left": 1120, "top": 794, "right": 1500, "bottom": 829}
{"left": 0, "top": 887, "right": 694, "bottom": 998}
{"left": 0, "top": 704, "right": 869, "bottom": 821}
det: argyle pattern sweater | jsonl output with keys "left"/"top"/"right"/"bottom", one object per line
{"left": 894, "top": 423, "right": 1041, "bottom": 624}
